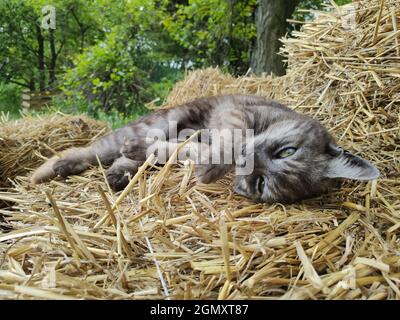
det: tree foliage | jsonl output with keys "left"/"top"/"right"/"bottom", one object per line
{"left": 163, "top": 0, "right": 257, "bottom": 74}
{"left": 60, "top": 0, "right": 183, "bottom": 116}
{"left": 0, "top": 0, "right": 353, "bottom": 120}
{"left": 0, "top": 0, "right": 108, "bottom": 91}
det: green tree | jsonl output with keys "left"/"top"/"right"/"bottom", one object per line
{"left": 251, "top": 0, "right": 352, "bottom": 75}
{"left": 60, "top": 0, "right": 183, "bottom": 116}
{"left": 162, "top": 0, "right": 257, "bottom": 75}
{"left": 0, "top": 0, "right": 353, "bottom": 122}
{"left": 0, "top": 0, "right": 105, "bottom": 91}
{"left": 251, "top": 0, "right": 300, "bottom": 76}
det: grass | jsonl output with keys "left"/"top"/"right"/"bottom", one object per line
{"left": 0, "top": 88, "right": 146, "bottom": 129}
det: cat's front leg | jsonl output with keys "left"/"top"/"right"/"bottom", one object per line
{"left": 146, "top": 139, "right": 232, "bottom": 183}
{"left": 106, "top": 157, "right": 143, "bottom": 191}
{"left": 195, "top": 162, "right": 233, "bottom": 183}
{"left": 120, "top": 137, "right": 149, "bottom": 161}
{"left": 194, "top": 138, "right": 236, "bottom": 183}
{"left": 195, "top": 106, "right": 249, "bottom": 183}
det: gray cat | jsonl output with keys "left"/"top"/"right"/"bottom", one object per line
{"left": 32, "top": 94, "right": 379, "bottom": 204}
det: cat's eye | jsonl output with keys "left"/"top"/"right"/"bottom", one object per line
{"left": 275, "top": 147, "right": 297, "bottom": 159}
{"left": 256, "top": 176, "right": 265, "bottom": 194}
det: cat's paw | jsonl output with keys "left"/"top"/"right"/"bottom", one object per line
{"left": 106, "top": 158, "right": 141, "bottom": 191}
{"left": 195, "top": 163, "right": 232, "bottom": 184}
{"left": 106, "top": 170, "right": 130, "bottom": 192}
{"left": 53, "top": 159, "right": 88, "bottom": 178}
{"left": 120, "top": 138, "right": 148, "bottom": 161}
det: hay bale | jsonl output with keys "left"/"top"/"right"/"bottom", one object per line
{"left": 164, "top": 68, "right": 284, "bottom": 107}
{"left": 0, "top": 114, "right": 109, "bottom": 189}
{"left": 280, "top": 0, "right": 400, "bottom": 178}
{"left": 0, "top": 157, "right": 399, "bottom": 299}
{"left": 0, "top": 0, "right": 399, "bottom": 300}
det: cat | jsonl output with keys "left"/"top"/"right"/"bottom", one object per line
{"left": 31, "top": 94, "right": 379, "bottom": 204}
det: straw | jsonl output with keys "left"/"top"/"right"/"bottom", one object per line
{"left": 0, "top": 0, "right": 399, "bottom": 300}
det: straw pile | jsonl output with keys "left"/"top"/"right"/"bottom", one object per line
{"left": 280, "top": 0, "right": 400, "bottom": 176}
{"left": 164, "top": 68, "right": 284, "bottom": 107}
{"left": 0, "top": 0, "right": 399, "bottom": 299}
{"left": 0, "top": 114, "right": 109, "bottom": 189}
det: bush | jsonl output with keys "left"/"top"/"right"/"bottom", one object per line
{"left": 60, "top": 26, "right": 154, "bottom": 117}
{"left": 58, "top": 23, "right": 184, "bottom": 128}
{"left": 0, "top": 83, "right": 22, "bottom": 118}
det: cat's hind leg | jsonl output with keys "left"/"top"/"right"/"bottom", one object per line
{"left": 32, "top": 147, "right": 95, "bottom": 184}
{"left": 106, "top": 157, "right": 143, "bottom": 191}
{"left": 52, "top": 147, "right": 94, "bottom": 178}
{"left": 32, "top": 142, "right": 120, "bottom": 184}
{"left": 32, "top": 129, "right": 127, "bottom": 184}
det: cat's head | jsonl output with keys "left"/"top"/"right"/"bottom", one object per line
{"left": 233, "top": 119, "right": 379, "bottom": 204}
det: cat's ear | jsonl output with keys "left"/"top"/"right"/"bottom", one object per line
{"left": 325, "top": 144, "right": 379, "bottom": 180}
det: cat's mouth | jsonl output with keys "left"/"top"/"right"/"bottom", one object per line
{"left": 233, "top": 176, "right": 267, "bottom": 202}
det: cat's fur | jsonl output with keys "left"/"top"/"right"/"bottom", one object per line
{"left": 31, "top": 94, "right": 379, "bottom": 203}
